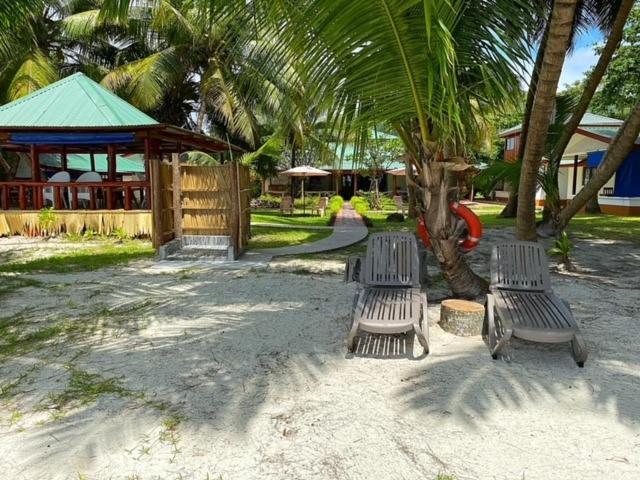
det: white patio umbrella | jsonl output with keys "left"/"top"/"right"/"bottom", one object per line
{"left": 281, "top": 165, "right": 331, "bottom": 214}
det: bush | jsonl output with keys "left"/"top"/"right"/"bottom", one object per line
{"left": 328, "top": 195, "right": 344, "bottom": 216}
{"left": 350, "top": 196, "right": 369, "bottom": 218}
{"left": 251, "top": 194, "right": 282, "bottom": 209}
{"left": 294, "top": 195, "right": 319, "bottom": 209}
{"left": 386, "top": 212, "right": 405, "bottom": 222}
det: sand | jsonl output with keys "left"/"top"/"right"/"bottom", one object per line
{"left": 0, "top": 229, "right": 639, "bottom": 480}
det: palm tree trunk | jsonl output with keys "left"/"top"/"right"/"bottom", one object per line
{"left": 500, "top": 189, "right": 518, "bottom": 217}
{"left": 541, "top": 0, "right": 634, "bottom": 233}
{"left": 557, "top": 101, "right": 640, "bottom": 230}
{"left": 421, "top": 162, "right": 487, "bottom": 299}
{"left": 518, "top": 20, "right": 550, "bottom": 162}
{"left": 516, "top": 0, "right": 578, "bottom": 241}
{"left": 585, "top": 194, "right": 601, "bottom": 214}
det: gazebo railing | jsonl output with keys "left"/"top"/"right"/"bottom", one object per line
{"left": 0, "top": 180, "right": 150, "bottom": 211}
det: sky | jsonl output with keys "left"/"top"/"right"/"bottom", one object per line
{"left": 557, "top": 28, "right": 604, "bottom": 90}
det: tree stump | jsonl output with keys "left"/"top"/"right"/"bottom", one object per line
{"left": 439, "top": 299, "right": 485, "bottom": 336}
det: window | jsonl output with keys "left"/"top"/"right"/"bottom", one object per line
{"left": 506, "top": 136, "right": 516, "bottom": 151}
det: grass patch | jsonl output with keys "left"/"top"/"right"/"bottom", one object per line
{"left": 251, "top": 209, "right": 329, "bottom": 227}
{"left": 247, "top": 226, "right": 332, "bottom": 249}
{"left": 40, "top": 368, "right": 145, "bottom": 419}
{"left": 0, "top": 241, "right": 154, "bottom": 274}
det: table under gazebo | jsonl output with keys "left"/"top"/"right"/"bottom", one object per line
{"left": 0, "top": 73, "right": 240, "bottom": 239}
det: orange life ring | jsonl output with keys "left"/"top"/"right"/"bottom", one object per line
{"left": 417, "top": 202, "right": 482, "bottom": 252}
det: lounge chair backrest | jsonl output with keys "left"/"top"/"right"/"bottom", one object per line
{"left": 282, "top": 196, "right": 293, "bottom": 208}
{"left": 76, "top": 171, "right": 102, "bottom": 183}
{"left": 319, "top": 196, "right": 328, "bottom": 209}
{"left": 363, "top": 232, "right": 419, "bottom": 287}
{"left": 393, "top": 195, "right": 403, "bottom": 208}
{"left": 490, "top": 241, "right": 551, "bottom": 292}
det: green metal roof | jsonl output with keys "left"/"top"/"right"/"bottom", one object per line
{"left": 40, "top": 153, "right": 145, "bottom": 173}
{"left": 580, "top": 126, "right": 640, "bottom": 145}
{"left": 0, "top": 73, "right": 158, "bottom": 128}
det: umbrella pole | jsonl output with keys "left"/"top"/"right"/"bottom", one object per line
{"left": 302, "top": 177, "right": 305, "bottom": 215}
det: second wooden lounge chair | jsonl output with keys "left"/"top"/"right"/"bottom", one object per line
{"left": 345, "top": 232, "right": 428, "bottom": 354}
{"left": 485, "top": 241, "right": 588, "bottom": 366}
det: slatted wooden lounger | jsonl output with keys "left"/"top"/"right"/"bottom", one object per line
{"left": 345, "top": 232, "right": 428, "bottom": 354}
{"left": 485, "top": 241, "right": 588, "bottom": 366}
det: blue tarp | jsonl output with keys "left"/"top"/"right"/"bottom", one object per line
{"left": 613, "top": 150, "right": 640, "bottom": 197}
{"left": 9, "top": 132, "right": 136, "bottom": 145}
{"left": 587, "top": 150, "right": 640, "bottom": 196}
{"left": 587, "top": 150, "right": 605, "bottom": 168}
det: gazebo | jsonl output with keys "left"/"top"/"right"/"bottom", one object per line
{"left": 0, "top": 73, "right": 241, "bottom": 241}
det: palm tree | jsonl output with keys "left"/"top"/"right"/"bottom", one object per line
{"left": 516, "top": 0, "right": 578, "bottom": 241}
{"left": 80, "top": 0, "right": 264, "bottom": 144}
{"left": 540, "top": 0, "right": 635, "bottom": 234}
{"left": 245, "top": 0, "right": 535, "bottom": 298}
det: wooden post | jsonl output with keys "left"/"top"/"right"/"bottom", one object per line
{"left": 172, "top": 153, "right": 182, "bottom": 238}
{"left": 229, "top": 162, "right": 240, "bottom": 258}
{"left": 61, "top": 146, "right": 68, "bottom": 171}
{"left": 30, "top": 145, "right": 40, "bottom": 182}
{"left": 150, "top": 157, "right": 163, "bottom": 249}
{"left": 572, "top": 154, "right": 579, "bottom": 196}
{"left": 353, "top": 172, "right": 358, "bottom": 195}
{"left": 107, "top": 145, "right": 116, "bottom": 181}
{"left": 90, "top": 152, "right": 96, "bottom": 172}
{"left": 392, "top": 175, "right": 398, "bottom": 194}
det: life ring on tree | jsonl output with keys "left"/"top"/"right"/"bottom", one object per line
{"left": 417, "top": 202, "right": 482, "bottom": 252}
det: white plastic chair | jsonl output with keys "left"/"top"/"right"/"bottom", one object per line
{"left": 76, "top": 171, "right": 102, "bottom": 207}
{"left": 43, "top": 171, "right": 71, "bottom": 208}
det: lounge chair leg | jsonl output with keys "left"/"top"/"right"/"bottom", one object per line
{"left": 346, "top": 321, "right": 359, "bottom": 352}
{"left": 570, "top": 332, "right": 588, "bottom": 367}
{"left": 486, "top": 294, "right": 511, "bottom": 359}
{"left": 414, "top": 322, "right": 429, "bottom": 354}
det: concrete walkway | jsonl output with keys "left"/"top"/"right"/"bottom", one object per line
{"left": 252, "top": 203, "right": 368, "bottom": 257}
{"left": 153, "top": 203, "right": 368, "bottom": 271}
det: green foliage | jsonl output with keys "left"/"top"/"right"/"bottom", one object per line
{"left": 111, "top": 227, "right": 129, "bottom": 241}
{"left": 180, "top": 151, "right": 220, "bottom": 166}
{"left": 294, "top": 195, "right": 319, "bottom": 209}
{"left": 350, "top": 196, "right": 369, "bottom": 218}
{"left": 549, "top": 231, "right": 574, "bottom": 265}
{"left": 38, "top": 207, "right": 57, "bottom": 236}
{"left": 590, "top": 4, "right": 640, "bottom": 119}
{"left": 251, "top": 194, "right": 282, "bottom": 209}
{"left": 247, "top": 226, "right": 332, "bottom": 249}
{"left": 0, "top": 242, "right": 154, "bottom": 274}
{"left": 328, "top": 195, "right": 344, "bottom": 217}
{"left": 386, "top": 213, "right": 405, "bottom": 222}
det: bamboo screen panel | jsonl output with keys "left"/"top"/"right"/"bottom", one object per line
{"left": 180, "top": 164, "right": 233, "bottom": 236}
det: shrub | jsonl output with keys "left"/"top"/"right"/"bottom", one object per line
{"left": 328, "top": 195, "right": 344, "bottom": 216}
{"left": 38, "top": 207, "right": 57, "bottom": 236}
{"left": 350, "top": 196, "right": 369, "bottom": 218}
{"left": 386, "top": 212, "right": 405, "bottom": 222}
{"left": 294, "top": 195, "right": 319, "bottom": 209}
{"left": 251, "top": 194, "right": 282, "bottom": 209}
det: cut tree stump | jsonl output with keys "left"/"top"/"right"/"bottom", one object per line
{"left": 439, "top": 299, "right": 485, "bottom": 336}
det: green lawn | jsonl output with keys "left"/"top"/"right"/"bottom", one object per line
{"left": 0, "top": 241, "right": 154, "bottom": 275}
{"left": 247, "top": 226, "right": 333, "bottom": 250}
{"left": 251, "top": 209, "right": 330, "bottom": 227}
{"left": 469, "top": 203, "right": 640, "bottom": 243}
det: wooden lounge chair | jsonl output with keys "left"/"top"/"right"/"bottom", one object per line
{"left": 280, "top": 195, "right": 294, "bottom": 215}
{"left": 485, "top": 241, "right": 588, "bottom": 366}
{"left": 312, "top": 196, "right": 328, "bottom": 216}
{"left": 345, "top": 232, "right": 428, "bottom": 354}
